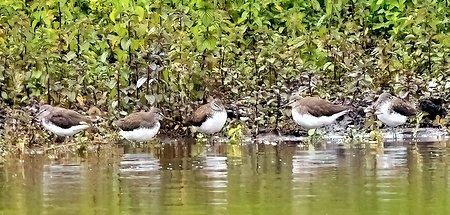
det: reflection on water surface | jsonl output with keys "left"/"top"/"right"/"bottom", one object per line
{"left": 0, "top": 140, "right": 450, "bottom": 215}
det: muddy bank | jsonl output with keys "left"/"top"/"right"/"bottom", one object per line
{"left": 0, "top": 97, "right": 447, "bottom": 151}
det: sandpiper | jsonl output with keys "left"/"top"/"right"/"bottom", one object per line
{"left": 189, "top": 98, "right": 227, "bottom": 134}
{"left": 114, "top": 107, "right": 164, "bottom": 142}
{"left": 287, "top": 95, "right": 351, "bottom": 129}
{"left": 371, "top": 92, "right": 417, "bottom": 128}
{"left": 36, "top": 104, "right": 98, "bottom": 137}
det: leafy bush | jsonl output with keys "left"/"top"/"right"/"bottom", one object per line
{"left": 1, "top": 0, "right": 450, "bottom": 135}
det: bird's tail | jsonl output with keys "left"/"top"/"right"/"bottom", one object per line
{"left": 88, "top": 115, "right": 102, "bottom": 123}
{"left": 335, "top": 109, "right": 350, "bottom": 119}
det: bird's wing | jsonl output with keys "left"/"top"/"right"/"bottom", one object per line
{"left": 115, "top": 112, "right": 156, "bottom": 131}
{"left": 189, "top": 103, "right": 212, "bottom": 126}
{"left": 392, "top": 98, "right": 417, "bottom": 116}
{"left": 301, "top": 97, "right": 350, "bottom": 117}
{"left": 47, "top": 110, "right": 89, "bottom": 129}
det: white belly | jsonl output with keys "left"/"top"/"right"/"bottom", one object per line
{"left": 119, "top": 123, "right": 160, "bottom": 142}
{"left": 292, "top": 109, "right": 348, "bottom": 129}
{"left": 376, "top": 103, "right": 408, "bottom": 127}
{"left": 195, "top": 111, "right": 227, "bottom": 134}
{"left": 42, "top": 120, "right": 89, "bottom": 137}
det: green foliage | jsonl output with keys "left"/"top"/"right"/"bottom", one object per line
{"left": 1, "top": 0, "right": 450, "bottom": 134}
{"left": 227, "top": 123, "right": 244, "bottom": 145}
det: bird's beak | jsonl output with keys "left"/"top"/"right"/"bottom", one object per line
{"left": 36, "top": 109, "right": 45, "bottom": 118}
{"left": 286, "top": 100, "right": 295, "bottom": 107}
{"left": 160, "top": 113, "right": 166, "bottom": 118}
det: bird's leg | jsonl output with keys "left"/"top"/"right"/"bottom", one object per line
{"left": 392, "top": 127, "right": 397, "bottom": 140}
{"left": 307, "top": 136, "right": 313, "bottom": 146}
{"left": 211, "top": 134, "right": 222, "bottom": 144}
{"left": 208, "top": 134, "right": 215, "bottom": 143}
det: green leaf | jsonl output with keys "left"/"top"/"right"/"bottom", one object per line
{"left": 200, "top": 9, "right": 214, "bottom": 27}
{"left": 107, "top": 79, "right": 117, "bottom": 89}
{"left": 130, "top": 38, "right": 143, "bottom": 51}
{"left": 135, "top": 23, "right": 147, "bottom": 38}
{"left": 364, "top": 75, "right": 373, "bottom": 83}
{"left": 111, "top": 100, "right": 118, "bottom": 109}
{"left": 191, "top": 24, "right": 201, "bottom": 37}
{"left": 311, "top": 0, "right": 321, "bottom": 10}
{"left": 135, "top": 6, "right": 145, "bottom": 22}
{"left": 150, "top": 12, "right": 160, "bottom": 25}
{"left": 113, "top": 23, "right": 128, "bottom": 37}
{"left": 204, "top": 37, "right": 217, "bottom": 50}
{"left": 21, "top": 96, "right": 29, "bottom": 103}
{"left": 100, "top": 52, "right": 109, "bottom": 63}
{"left": 162, "top": 69, "right": 169, "bottom": 81}
{"left": 308, "top": 128, "right": 316, "bottom": 136}
{"left": 145, "top": 94, "right": 155, "bottom": 105}
{"left": 115, "top": 48, "right": 127, "bottom": 62}
{"left": 136, "top": 77, "right": 152, "bottom": 88}
{"left": 322, "top": 62, "right": 332, "bottom": 70}
{"left": 107, "top": 35, "right": 120, "bottom": 48}
{"left": 110, "top": 8, "right": 117, "bottom": 23}
{"left": 1, "top": 91, "right": 7, "bottom": 99}
{"left": 32, "top": 70, "right": 42, "bottom": 79}
{"left": 64, "top": 51, "right": 77, "bottom": 62}
{"left": 325, "top": 0, "right": 332, "bottom": 16}
{"left": 404, "top": 34, "right": 415, "bottom": 41}
{"left": 67, "top": 91, "right": 76, "bottom": 102}
{"left": 110, "top": 88, "right": 118, "bottom": 99}
{"left": 254, "top": 18, "right": 262, "bottom": 27}
{"left": 31, "top": 19, "right": 40, "bottom": 30}
{"left": 237, "top": 11, "right": 248, "bottom": 24}
{"left": 317, "top": 15, "right": 327, "bottom": 27}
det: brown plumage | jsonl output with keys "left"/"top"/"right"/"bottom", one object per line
{"left": 391, "top": 98, "right": 417, "bottom": 116}
{"left": 374, "top": 93, "right": 417, "bottom": 116}
{"left": 287, "top": 95, "right": 351, "bottom": 129}
{"left": 289, "top": 96, "right": 351, "bottom": 117}
{"left": 189, "top": 99, "right": 225, "bottom": 127}
{"left": 37, "top": 105, "right": 93, "bottom": 129}
{"left": 115, "top": 107, "right": 164, "bottom": 131}
{"left": 371, "top": 93, "right": 417, "bottom": 138}
{"left": 190, "top": 103, "right": 212, "bottom": 127}
{"left": 35, "top": 104, "right": 102, "bottom": 138}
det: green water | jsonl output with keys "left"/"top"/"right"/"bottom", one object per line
{"left": 0, "top": 140, "right": 449, "bottom": 215}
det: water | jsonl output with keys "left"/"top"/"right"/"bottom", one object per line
{"left": 0, "top": 140, "right": 450, "bottom": 215}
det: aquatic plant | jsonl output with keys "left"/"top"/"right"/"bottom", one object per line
{"left": 227, "top": 123, "right": 244, "bottom": 145}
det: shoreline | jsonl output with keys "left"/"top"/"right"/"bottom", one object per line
{"left": 0, "top": 127, "right": 447, "bottom": 158}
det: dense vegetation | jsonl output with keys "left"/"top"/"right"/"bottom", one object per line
{"left": 1, "top": 0, "right": 450, "bottom": 141}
